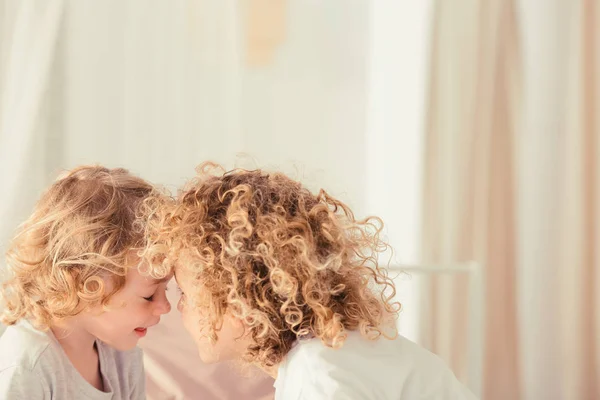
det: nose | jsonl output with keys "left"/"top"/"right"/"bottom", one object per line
{"left": 153, "top": 291, "right": 171, "bottom": 315}
{"left": 154, "top": 299, "right": 171, "bottom": 315}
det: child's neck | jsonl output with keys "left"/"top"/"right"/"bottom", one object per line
{"left": 51, "top": 321, "right": 104, "bottom": 391}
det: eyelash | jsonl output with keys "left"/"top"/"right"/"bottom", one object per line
{"left": 143, "top": 286, "right": 169, "bottom": 302}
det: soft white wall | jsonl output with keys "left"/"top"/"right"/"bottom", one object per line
{"left": 59, "top": 0, "right": 430, "bottom": 219}
{"left": 62, "top": 1, "right": 245, "bottom": 188}
{"left": 366, "top": 0, "right": 432, "bottom": 341}
{"left": 1, "top": 1, "right": 431, "bottom": 341}
{"left": 59, "top": 1, "right": 373, "bottom": 203}
{"left": 241, "top": 0, "right": 370, "bottom": 211}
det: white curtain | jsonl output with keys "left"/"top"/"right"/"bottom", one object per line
{"left": 421, "top": 0, "right": 521, "bottom": 398}
{"left": 423, "top": 0, "right": 600, "bottom": 398}
{"left": 518, "top": 0, "right": 600, "bottom": 399}
{"left": 0, "top": 0, "right": 66, "bottom": 258}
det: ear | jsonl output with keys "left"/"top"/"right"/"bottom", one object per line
{"left": 226, "top": 314, "right": 249, "bottom": 339}
{"left": 228, "top": 313, "right": 245, "bottom": 328}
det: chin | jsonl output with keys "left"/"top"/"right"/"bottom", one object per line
{"left": 197, "top": 351, "right": 219, "bottom": 364}
{"left": 197, "top": 346, "right": 225, "bottom": 364}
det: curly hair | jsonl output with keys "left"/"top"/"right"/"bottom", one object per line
{"left": 0, "top": 165, "right": 159, "bottom": 330}
{"left": 143, "top": 162, "right": 400, "bottom": 369}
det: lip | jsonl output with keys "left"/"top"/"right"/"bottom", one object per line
{"left": 134, "top": 327, "right": 147, "bottom": 338}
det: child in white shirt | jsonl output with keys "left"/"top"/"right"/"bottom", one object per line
{"left": 143, "top": 163, "right": 477, "bottom": 400}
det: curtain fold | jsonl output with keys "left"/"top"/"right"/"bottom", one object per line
{"left": 0, "top": 0, "right": 66, "bottom": 262}
{"left": 421, "top": 1, "right": 521, "bottom": 398}
{"left": 558, "top": 0, "right": 599, "bottom": 398}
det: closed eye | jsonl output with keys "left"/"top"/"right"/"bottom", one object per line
{"left": 143, "top": 285, "right": 168, "bottom": 302}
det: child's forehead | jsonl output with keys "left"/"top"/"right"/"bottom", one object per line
{"left": 150, "top": 274, "right": 173, "bottom": 284}
{"left": 129, "top": 268, "right": 173, "bottom": 285}
{"left": 173, "top": 267, "right": 183, "bottom": 281}
{"left": 173, "top": 265, "right": 194, "bottom": 283}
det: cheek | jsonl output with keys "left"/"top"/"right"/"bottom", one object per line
{"left": 181, "top": 308, "right": 213, "bottom": 343}
{"left": 127, "top": 301, "right": 154, "bottom": 320}
{"left": 106, "top": 300, "right": 152, "bottom": 327}
{"left": 178, "top": 295, "right": 200, "bottom": 323}
{"left": 178, "top": 301, "right": 197, "bottom": 330}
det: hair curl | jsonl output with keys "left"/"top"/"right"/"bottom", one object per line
{"left": 143, "top": 162, "right": 400, "bottom": 369}
{"left": 0, "top": 165, "right": 159, "bottom": 330}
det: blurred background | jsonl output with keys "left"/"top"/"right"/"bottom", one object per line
{"left": 0, "top": 1, "right": 598, "bottom": 399}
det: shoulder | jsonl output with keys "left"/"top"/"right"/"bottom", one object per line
{"left": 0, "top": 321, "right": 55, "bottom": 373}
{"left": 385, "top": 334, "right": 475, "bottom": 390}
{"left": 278, "top": 332, "right": 476, "bottom": 399}
{"left": 0, "top": 363, "right": 49, "bottom": 398}
{"left": 276, "top": 333, "right": 382, "bottom": 398}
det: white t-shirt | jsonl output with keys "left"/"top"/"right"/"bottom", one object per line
{"left": 274, "top": 331, "right": 478, "bottom": 400}
{"left": 0, "top": 320, "right": 145, "bottom": 399}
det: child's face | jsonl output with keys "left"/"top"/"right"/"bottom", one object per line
{"left": 174, "top": 266, "right": 250, "bottom": 364}
{"left": 82, "top": 266, "right": 172, "bottom": 351}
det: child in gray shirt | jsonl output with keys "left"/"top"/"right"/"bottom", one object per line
{"left": 0, "top": 320, "right": 145, "bottom": 399}
{"left": 0, "top": 166, "right": 172, "bottom": 399}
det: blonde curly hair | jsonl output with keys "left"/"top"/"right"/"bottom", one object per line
{"left": 143, "top": 163, "right": 400, "bottom": 369}
{"left": 0, "top": 165, "right": 159, "bottom": 330}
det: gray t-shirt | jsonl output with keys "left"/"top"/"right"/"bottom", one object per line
{"left": 0, "top": 321, "right": 145, "bottom": 399}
